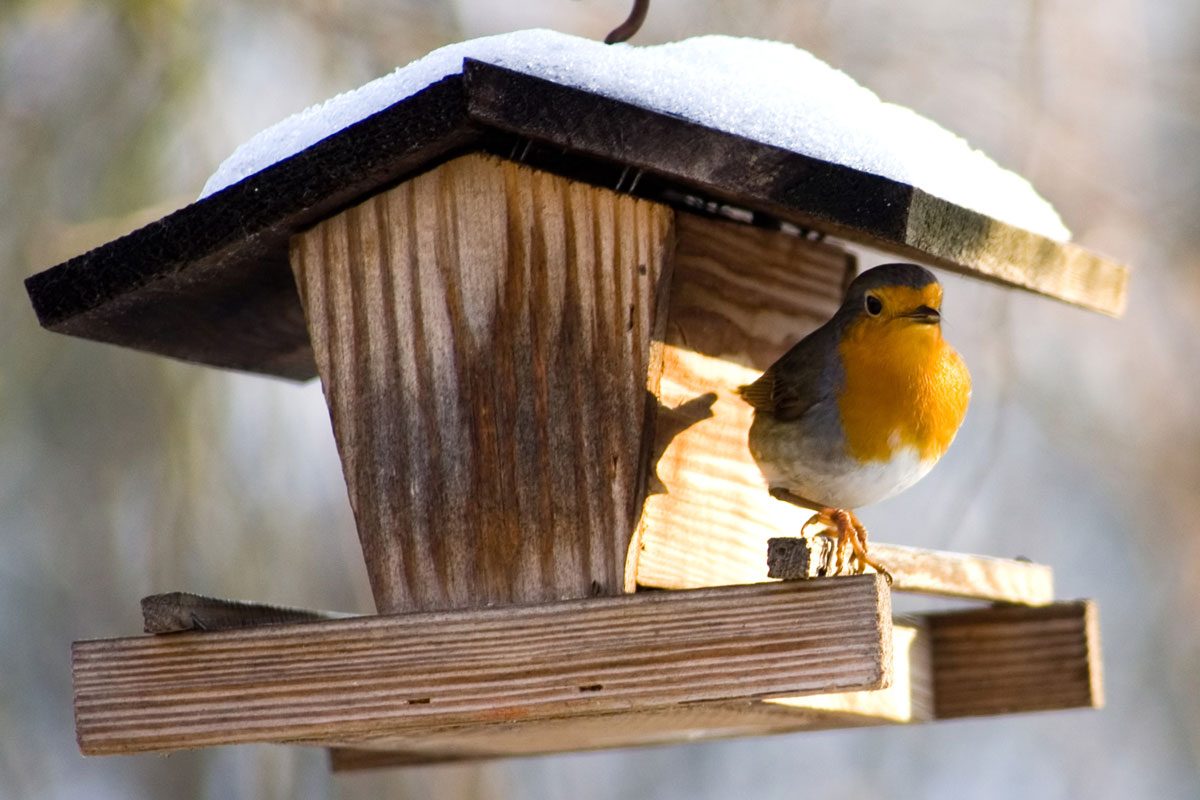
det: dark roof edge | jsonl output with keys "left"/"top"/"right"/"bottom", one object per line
{"left": 26, "top": 74, "right": 476, "bottom": 330}
{"left": 23, "top": 59, "right": 1128, "bottom": 380}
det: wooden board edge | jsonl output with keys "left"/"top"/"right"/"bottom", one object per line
{"left": 462, "top": 60, "right": 1128, "bottom": 317}
{"left": 766, "top": 538, "right": 1055, "bottom": 606}
{"left": 926, "top": 599, "right": 1103, "bottom": 719}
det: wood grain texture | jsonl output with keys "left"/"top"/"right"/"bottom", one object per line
{"left": 767, "top": 537, "right": 1055, "bottom": 605}
{"left": 632, "top": 215, "right": 1055, "bottom": 606}
{"left": 290, "top": 153, "right": 674, "bottom": 614}
{"left": 73, "top": 577, "right": 892, "bottom": 756}
{"left": 327, "top": 620, "right": 934, "bottom": 770}
{"left": 327, "top": 602, "right": 1099, "bottom": 770}
{"left": 634, "top": 213, "right": 854, "bottom": 591}
{"left": 768, "top": 618, "right": 931, "bottom": 723}
{"left": 928, "top": 600, "right": 1103, "bottom": 718}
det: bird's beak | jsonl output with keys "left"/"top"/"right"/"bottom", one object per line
{"left": 902, "top": 305, "right": 941, "bottom": 324}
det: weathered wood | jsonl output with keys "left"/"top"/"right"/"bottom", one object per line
{"left": 72, "top": 577, "right": 892, "bottom": 756}
{"left": 324, "top": 630, "right": 930, "bottom": 767}
{"left": 290, "top": 153, "right": 674, "bottom": 613}
{"left": 143, "top": 590, "right": 933, "bottom": 724}
{"left": 141, "top": 593, "right": 351, "bottom": 634}
{"left": 24, "top": 76, "right": 478, "bottom": 379}
{"left": 766, "top": 537, "right": 1055, "bottom": 605}
{"left": 325, "top": 601, "right": 1098, "bottom": 770}
{"left": 768, "top": 618, "right": 932, "bottom": 724}
{"left": 635, "top": 213, "right": 853, "bottom": 591}
{"left": 904, "top": 192, "right": 1127, "bottom": 316}
{"left": 25, "top": 62, "right": 1128, "bottom": 380}
{"left": 142, "top": 592, "right": 932, "bottom": 730}
{"left": 928, "top": 600, "right": 1103, "bottom": 718}
{"left": 463, "top": 62, "right": 1129, "bottom": 316}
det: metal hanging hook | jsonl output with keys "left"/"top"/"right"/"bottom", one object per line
{"left": 605, "top": 0, "right": 649, "bottom": 44}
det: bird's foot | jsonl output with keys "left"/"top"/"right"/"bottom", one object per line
{"left": 802, "top": 508, "right": 892, "bottom": 585}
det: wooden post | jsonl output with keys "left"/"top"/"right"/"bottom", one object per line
{"left": 290, "top": 154, "right": 675, "bottom": 613}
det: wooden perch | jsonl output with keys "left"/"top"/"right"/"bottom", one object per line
{"left": 75, "top": 577, "right": 891, "bottom": 756}
{"left": 82, "top": 581, "right": 1101, "bottom": 766}
{"left": 766, "top": 537, "right": 1054, "bottom": 605}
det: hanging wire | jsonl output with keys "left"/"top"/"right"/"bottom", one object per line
{"left": 605, "top": 0, "right": 650, "bottom": 44}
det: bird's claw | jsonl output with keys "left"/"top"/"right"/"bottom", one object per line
{"left": 801, "top": 508, "right": 892, "bottom": 583}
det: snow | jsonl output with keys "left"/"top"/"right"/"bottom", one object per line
{"left": 200, "top": 29, "right": 1070, "bottom": 241}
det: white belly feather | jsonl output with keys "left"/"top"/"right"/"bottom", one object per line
{"left": 767, "top": 445, "right": 935, "bottom": 509}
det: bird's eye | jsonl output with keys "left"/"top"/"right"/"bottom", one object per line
{"left": 865, "top": 294, "right": 883, "bottom": 316}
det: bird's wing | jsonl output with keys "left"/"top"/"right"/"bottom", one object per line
{"left": 735, "top": 327, "right": 834, "bottom": 422}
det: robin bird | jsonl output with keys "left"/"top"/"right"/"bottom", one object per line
{"left": 736, "top": 263, "right": 971, "bottom": 579}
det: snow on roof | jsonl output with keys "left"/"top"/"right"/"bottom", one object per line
{"left": 200, "top": 29, "right": 1070, "bottom": 241}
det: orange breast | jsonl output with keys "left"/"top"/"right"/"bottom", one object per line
{"left": 836, "top": 319, "right": 971, "bottom": 463}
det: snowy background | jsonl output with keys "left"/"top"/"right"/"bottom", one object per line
{"left": 2, "top": 2, "right": 1198, "bottom": 798}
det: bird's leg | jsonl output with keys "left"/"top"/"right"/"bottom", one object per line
{"left": 802, "top": 508, "right": 892, "bottom": 583}
{"left": 846, "top": 512, "right": 893, "bottom": 584}
{"left": 802, "top": 508, "right": 849, "bottom": 574}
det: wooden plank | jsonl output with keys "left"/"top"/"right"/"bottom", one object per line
{"left": 73, "top": 576, "right": 891, "bottom": 756}
{"left": 928, "top": 600, "right": 1103, "bottom": 718}
{"left": 634, "top": 213, "right": 853, "bottom": 591}
{"left": 766, "top": 537, "right": 1054, "bottom": 605}
{"left": 141, "top": 594, "right": 931, "bottom": 737}
{"left": 327, "top": 618, "right": 930, "bottom": 770}
{"left": 289, "top": 153, "right": 675, "bottom": 614}
{"left": 24, "top": 76, "right": 478, "bottom": 379}
{"left": 769, "top": 618, "right": 932, "bottom": 723}
{"left": 25, "top": 62, "right": 1127, "bottom": 380}
{"left": 141, "top": 593, "right": 352, "bottom": 633}
{"left": 326, "top": 601, "right": 1102, "bottom": 770}
{"left": 463, "top": 62, "right": 1129, "bottom": 316}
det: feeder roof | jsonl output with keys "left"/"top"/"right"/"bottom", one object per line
{"left": 202, "top": 31, "right": 1069, "bottom": 241}
{"left": 25, "top": 34, "right": 1127, "bottom": 380}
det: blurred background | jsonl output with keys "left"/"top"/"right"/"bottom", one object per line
{"left": 2, "top": 1, "right": 1197, "bottom": 798}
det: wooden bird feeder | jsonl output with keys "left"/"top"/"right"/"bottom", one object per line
{"left": 27, "top": 59, "right": 1120, "bottom": 768}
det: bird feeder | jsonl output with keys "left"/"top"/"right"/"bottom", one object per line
{"left": 27, "top": 47, "right": 1120, "bottom": 768}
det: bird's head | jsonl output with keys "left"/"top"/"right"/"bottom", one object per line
{"left": 840, "top": 263, "right": 944, "bottom": 334}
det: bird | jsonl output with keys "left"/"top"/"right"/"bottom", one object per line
{"left": 735, "top": 263, "right": 971, "bottom": 580}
